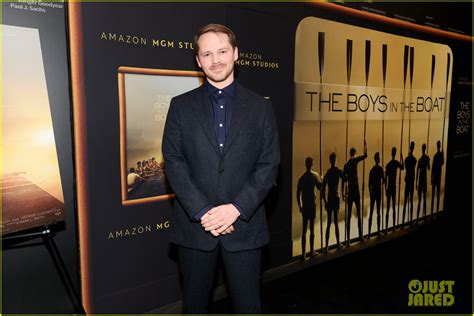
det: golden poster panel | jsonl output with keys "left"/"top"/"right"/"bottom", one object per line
{"left": 118, "top": 67, "right": 204, "bottom": 206}
{"left": 293, "top": 17, "right": 452, "bottom": 257}
{"left": 2, "top": 25, "right": 66, "bottom": 235}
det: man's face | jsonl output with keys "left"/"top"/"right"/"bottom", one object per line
{"left": 196, "top": 32, "right": 238, "bottom": 88}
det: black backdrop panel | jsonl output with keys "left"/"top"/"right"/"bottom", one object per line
{"left": 72, "top": 2, "right": 472, "bottom": 313}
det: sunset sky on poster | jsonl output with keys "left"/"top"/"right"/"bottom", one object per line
{"left": 2, "top": 25, "right": 64, "bottom": 202}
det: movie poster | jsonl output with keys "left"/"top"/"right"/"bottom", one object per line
{"left": 2, "top": 24, "right": 66, "bottom": 235}
{"left": 118, "top": 67, "right": 204, "bottom": 205}
{"left": 292, "top": 17, "right": 451, "bottom": 257}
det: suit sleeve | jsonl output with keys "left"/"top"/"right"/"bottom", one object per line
{"left": 232, "top": 100, "right": 280, "bottom": 221}
{"left": 162, "top": 98, "right": 211, "bottom": 220}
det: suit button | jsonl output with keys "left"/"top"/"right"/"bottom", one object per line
{"left": 219, "top": 168, "right": 224, "bottom": 173}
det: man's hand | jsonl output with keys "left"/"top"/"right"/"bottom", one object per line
{"left": 201, "top": 204, "right": 240, "bottom": 236}
{"left": 212, "top": 225, "right": 234, "bottom": 236}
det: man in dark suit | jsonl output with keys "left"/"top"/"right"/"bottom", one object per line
{"left": 162, "top": 24, "right": 280, "bottom": 313}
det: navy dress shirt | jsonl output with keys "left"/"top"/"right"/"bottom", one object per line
{"left": 193, "top": 81, "right": 247, "bottom": 222}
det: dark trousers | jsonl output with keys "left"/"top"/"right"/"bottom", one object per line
{"left": 178, "top": 243, "right": 262, "bottom": 313}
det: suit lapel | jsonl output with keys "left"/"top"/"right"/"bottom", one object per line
{"left": 193, "top": 86, "right": 221, "bottom": 156}
{"left": 222, "top": 83, "right": 250, "bottom": 156}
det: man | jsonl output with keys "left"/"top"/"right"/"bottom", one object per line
{"left": 296, "top": 157, "right": 322, "bottom": 259}
{"left": 343, "top": 142, "right": 367, "bottom": 245}
{"left": 416, "top": 143, "right": 430, "bottom": 222}
{"left": 368, "top": 152, "right": 384, "bottom": 237}
{"left": 385, "top": 147, "right": 404, "bottom": 233}
{"left": 402, "top": 141, "right": 417, "bottom": 227}
{"left": 162, "top": 24, "right": 280, "bottom": 313}
{"left": 321, "top": 152, "right": 345, "bottom": 253}
{"left": 431, "top": 140, "right": 444, "bottom": 216}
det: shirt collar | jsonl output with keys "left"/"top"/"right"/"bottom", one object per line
{"left": 205, "top": 80, "right": 236, "bottom": 98}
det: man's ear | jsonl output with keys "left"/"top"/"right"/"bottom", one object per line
{"left": 196, "top": 55, "right": 202, "bottom": 68}
{"left": 233, "top": 46, "right": 238, "bottom": 62}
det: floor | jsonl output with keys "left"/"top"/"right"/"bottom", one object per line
{"left": 210, "top": 211, "right": 472, "bottom": 314}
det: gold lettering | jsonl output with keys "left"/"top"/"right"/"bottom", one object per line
{"left": 108, "top": 224, "right": 165, "bottom": 240}
{"left": 152, "top": 39, "right": 174, "bottom": 47}
{"left": 178, "top": 41, "right": 193, "bottom": 49}
{"left": 237, "top": 60, "right": 250, "bottom": 66}
{"left": 240, "top": 52, "right": 263, "bottom": 60}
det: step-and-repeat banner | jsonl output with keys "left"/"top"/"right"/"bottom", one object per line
{"left": 67, "top": 2, "right": 470, "bottom": 313}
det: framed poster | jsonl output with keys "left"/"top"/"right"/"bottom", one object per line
{"left": 118, "top": 67, "right": 204, "bottom": 206}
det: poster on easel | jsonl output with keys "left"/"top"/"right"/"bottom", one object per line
{"left": 2, "top": 24, "right": 66, "bottom": 236}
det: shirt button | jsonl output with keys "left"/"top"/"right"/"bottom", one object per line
{"left": 220, "top": 105, "right": 224, "bottom": 109}
{"left": 219, "top": 144, "right": 223, "bottom": 147}
{"left": 218, "top": 91, "right": 222, "bottom": 94}
{"left": 219, "top": 123, "right": 223, "bottom": 127}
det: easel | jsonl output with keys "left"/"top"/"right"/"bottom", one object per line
{"left": 2, "top": 224, "right": 84, "bottom": 313}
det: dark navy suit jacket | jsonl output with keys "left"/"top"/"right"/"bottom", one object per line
{"left": 162, "top": 82, "right": 280, "bottom": 252}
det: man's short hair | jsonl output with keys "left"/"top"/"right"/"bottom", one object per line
{"left": 305, "top": 157, "right": 313, "bottom": 169}
{"left": 329, "top": 152, "right": 337, "bottom": 164}
{"left": 193, "top": 23, "right": 237, "bottom": 55}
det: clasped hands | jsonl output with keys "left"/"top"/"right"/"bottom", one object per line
{"left": 200, "top": 204, "right": 240, "bottom": 237}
